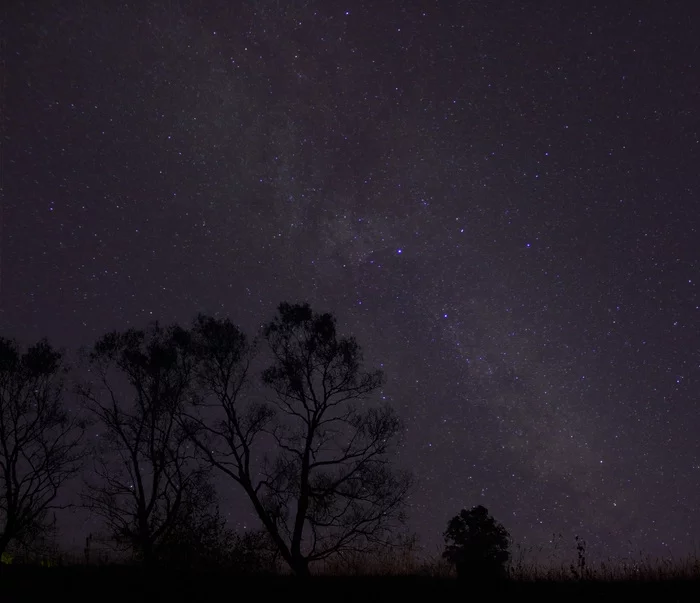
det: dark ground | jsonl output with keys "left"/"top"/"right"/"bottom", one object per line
{"left": 0, "top": 567, "right": 699, "bottom": 602}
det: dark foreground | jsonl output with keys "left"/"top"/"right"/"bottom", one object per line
{"left": 1, "top": 566, "right": 699, "bottom": 602}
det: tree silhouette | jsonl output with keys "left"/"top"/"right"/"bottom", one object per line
{"left": 79, "top": 323, "right": 206, "bottom": 566}
{"left": 183, "top": 304, "right": 412, "bottom": 576}
{"left": 443, "top": 505, "right": 511, "bottom": 581}
{"left": 0, "top": 337, "right": 84, "bottom": 566}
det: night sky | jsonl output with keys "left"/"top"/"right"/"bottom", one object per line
{"left": 3, "top": 1, "right": 699, "bottom": 563}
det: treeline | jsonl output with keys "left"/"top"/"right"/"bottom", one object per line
{"left": 0, "top": 302, "right": 412, "bottom": 576}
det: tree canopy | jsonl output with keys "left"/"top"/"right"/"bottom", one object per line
{"left": 443, "top": 505, "right": 511, "bottom": 581}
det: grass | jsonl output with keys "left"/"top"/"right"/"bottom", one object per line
{"left": 311, "top": 536, "right": 700, "bottom": 583}
{"left": 2, "top": 539, "right": 700, "bottom": 602}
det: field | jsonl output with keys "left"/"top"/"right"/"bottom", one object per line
{"left": 2, "top": 553, "right": 700, "bottom": 602}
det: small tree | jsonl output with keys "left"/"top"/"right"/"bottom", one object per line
{"left": 0, "top": 337, "right": 84, "bottom": 566}
{"left": 183, "top": 304, "right": 413, "bottom": 576}
{"left": 80, "top": 323, "right": 204, "bottom": 566}
{"left": 153, "top": 472, "right": 235, "bottom": 570}
{"left": 443, "top": 505, "right": 511, "bottom": 581}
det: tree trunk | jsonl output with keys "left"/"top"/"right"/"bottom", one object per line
{"left": 139, "top": 538, "right": 155, "bottom": 568}
{"left": 241, "top": 479, "right": 297, "bottom": 572}
{"left": 0, "top": 533, "right": 11, "bottom": 576}
{"left": 291, "top": 555, "right": 310, "bottom": 577}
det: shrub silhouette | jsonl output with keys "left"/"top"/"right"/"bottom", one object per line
{"left": 442, "top": 505, "right": 511, "bottom": 581}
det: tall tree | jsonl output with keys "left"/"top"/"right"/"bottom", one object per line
{"left": 79, "top": 323, "right": 204, "bottom": 566}
{"left": 0, "top": 337, "right": 84, "bottom": 564}
{"left": 183, "top": 304, "right": 412, "bottom": 576}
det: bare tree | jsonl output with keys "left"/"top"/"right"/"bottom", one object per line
{"left": 0, "top": 337, "right": 84, "bottom": 565}
{"left": 183, "top": 304, "right": 412, "bottom": 576}
{"left": 79, "top": 323, "right": 204, "bottom": 566}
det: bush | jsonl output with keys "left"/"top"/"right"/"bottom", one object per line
{"left": 442, "top": 505, "right": 511, "bottom": 582}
